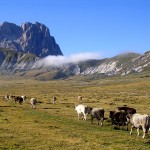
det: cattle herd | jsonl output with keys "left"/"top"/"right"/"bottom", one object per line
{"left": 4, "top": 94, "right": 37, "bottom": 109}
{"left": 3, "top": 94, "right": 150, "bottom": 138}
{"left": 75, "top": 104, "right": 150, "bottom": 139}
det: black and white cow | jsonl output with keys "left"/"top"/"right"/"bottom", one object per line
{"left": 91, "top": 108, "right": 105, "bottom": 126}
{"left": 30, "top": 98, "right": 37, "bottom": 109}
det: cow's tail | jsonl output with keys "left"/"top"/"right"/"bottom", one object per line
{"left": 145, "top": 115, "right": 150, "bottom": 133}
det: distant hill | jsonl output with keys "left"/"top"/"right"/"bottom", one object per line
{"left": 0, "top": 22, "right": 63, "bottom": 57}
{"left": 0, "top": 47, "right": 149, "bottom": 80}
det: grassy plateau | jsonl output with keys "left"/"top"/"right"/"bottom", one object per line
{"left": 0, "top": 75, "right": 150, "bottom": 150}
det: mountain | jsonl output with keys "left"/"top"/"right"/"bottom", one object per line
{"left": 0, "top": 22, "right": 63, "bottom": 57}
{"left": 0, "top": 21, "right": 149, "bottom": 80}
{"left": 0, "top": 47, "right": 149, "bottom": 80}
{"left": 60, "top": 52, "right": 150, "bottom": 78}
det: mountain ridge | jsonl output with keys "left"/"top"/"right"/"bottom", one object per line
{"left": 0, "top": 47, "right": 149, "bottom": 80}
{"left": 0, "top": 21, "right": 149, "bottom": 80}
{"left": 0, "top": 22, "right": 63, "bottom": 57}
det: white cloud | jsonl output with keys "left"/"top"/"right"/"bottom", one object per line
{"left": 38, "top": 52, "right": 100, "bottom": 67}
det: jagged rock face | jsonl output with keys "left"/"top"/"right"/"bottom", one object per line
{"left": 0, "top": 22, "right": 23, "bottom": 40}
{"left": 0, "top": 22, "right": 63, "bottom": 57}
{"left": 0, "top": 48, "right": 39, "bottom": 73}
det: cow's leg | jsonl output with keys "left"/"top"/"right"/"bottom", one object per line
{"left": 84, "top": 114, "right": 87, "bottom": 121}
{"left": 126, "top": 124, "right": 128, "bottom": 131}
{"left": 142, "top": 131, "right": 146, "bottom": 138}
{"left": 118, "top": 121, "right": 120, "bottom": 129}
{"left": 137, "top": 128, "right": 140, "bottom": 137}
{"left": 100, "top": 118, "right": 103, "bottom": 126}
{"left": 142, "top": 127, "right": 146, "bottom": 138}
{"left": 111, "top": 119, "right": 113, "bottom": 125}
{"left": 33, "top": 105, "right": 36, "bottom": 109}
{"left": 91, "top": 117, "right": 93, "bottom": 124}
{"left": 130, "top": 125, "right": 134, "bottom": 135}
{"left": 77, "top": 113, "right": 80, "bottom": 119}
{"left": 97, "top": 119, "right": 99, "bottom": 125}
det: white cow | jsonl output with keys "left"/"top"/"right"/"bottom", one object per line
{"left": 77, "top": 96, "right": 82, "bottom": 101}
{"left": 75, "top": 104, "right": 92, "bottom": 120}
{"left": 4, "top": 94, "right": 9, "bottom": 100}
{"left": 30, "top": 98, "right": 37, "bottom": 109}
{"left": 127, "top": 113, "right": 150, "bottom": 138}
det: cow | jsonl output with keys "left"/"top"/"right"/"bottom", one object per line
{"left": 117, "top": 106, "right": 136, "bottom": 115}
{"left": 21, "top": 95, "right": 27, "bottom": 102}
{"left": 109, "top": 111, "right": 116, "bottom": 119}
{"left": 77, "top": 96, "right": 82, "bottom": 101}
{"left": 4, "top": 94, "right": 9, "bottom": 100}
{"left": 109, "top": 110, "right": 128, "bottom": 130}
{"left": 9, "top": 95, "right": 16, "bottom": 100}
{"left": 30, "top": 98, "right": 37, "bottom": 109}
{"left": 127, "top": 113, "right": 150, "bottom": 138}
{"left": 52, "top": 96, "right": 57, "bottom": 104}
{"left": 75, "top": 104, "right": 92, "bottom": 120}
{"left": 91, "top": 108, "right": 105, "bottom": 126}
{"left": 14, "top": 96, "right": 24, "bottom": 105}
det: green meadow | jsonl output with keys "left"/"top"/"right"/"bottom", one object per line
{"left": 0, "top": 75, "right": 150, "bottom": 150}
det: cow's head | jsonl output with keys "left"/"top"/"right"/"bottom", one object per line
{"left": 85, "top": 107, "right": 92, "bottom": 114}
{"left": 126, "top": 114, "right": 132, "bottom": 123}
{"left": 109, "top": 111, "right": 115, "bottom": 119}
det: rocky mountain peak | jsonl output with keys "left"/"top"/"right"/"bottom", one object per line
{"left": 0, "top": 22, "right": 63, "bottom": 57}
{"left": 0, "top": 22, "right": 23, "bottom": 40}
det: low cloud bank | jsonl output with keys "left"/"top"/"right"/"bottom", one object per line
{"left": 38, "top": 52, "right": 100, "bottom": 67}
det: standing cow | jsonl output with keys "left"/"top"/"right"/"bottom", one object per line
{"left": 110, "top": 111, "right": 128, "bottom": 130}
{"left": 75, "top": 104, "right": 92, "bottom": 120}
{"left": 30, "top": 98, "right": 37, "bottom": 109}
{"left": 52, "top": 96, "right": 57, "bottom": 104}
{"left": 77, "top": 96, "right": 82, "bottom": 101}
{"left": 14, "top": 96, "right": 24, "bottom": 105}
{"left": 91, "top": 108, "right": 105, "bottom": 126}
{"left": 127, "top": 113, "right": 150, "bottom": 138}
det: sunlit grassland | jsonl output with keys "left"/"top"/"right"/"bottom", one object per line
{"left": 0, "top": 76, "right": 150, "bottom": 149}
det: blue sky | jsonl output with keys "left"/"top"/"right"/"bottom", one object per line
{"left": 0, "top": 0, "right": 150, "bottom": 58}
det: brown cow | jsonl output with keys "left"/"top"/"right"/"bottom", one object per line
{"left": 109, "top": 110, "right": 128, "bottom": 130}
{"left": 117, "top": 106, "right": 136, "bottom": 115}
{"left": 14, "top": 96, "right": 24, "bottom": 105}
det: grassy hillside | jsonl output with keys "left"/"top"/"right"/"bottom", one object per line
{"left": 0, "top": 76, "right": 150, "bottom": 149}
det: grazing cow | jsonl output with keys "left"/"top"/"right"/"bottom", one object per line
{"left": 52, "top": 96, "right": 57, "bottom": 104}
{"left": 4, "top": 94, "right": 9, "bottom": 100}
{"left": 110, "top": 110, "right": 128, "bottom": 130}
{"left": 117, "top": 106, "right": 136, "bottom": 115}
{"left": 30, "top": 98, "right": 37, "bottom": 109}
{"left": 75, "top": 104, "right": 92, "bottom": 120}
{"left": 127, "top": 113, "right": 150, "bottom": 138}
{"left": 14, "top": 96, "right": 24, "bottom": 105}
{"left": 77, "top": 96, "right": 82, "bottom": 101}
{"left": 9, "top": 95, "right": 16, "bottom": 100}
{"left": 21, "top": 95, "right": 27, "bottom": 102}
{"left": 91, "top": 108, "right": 105, "bottom": 126}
